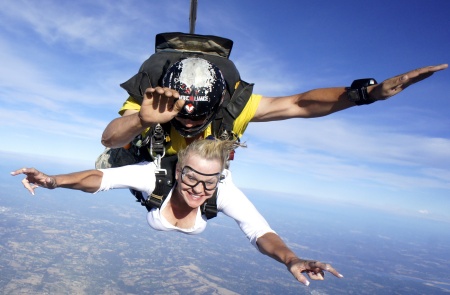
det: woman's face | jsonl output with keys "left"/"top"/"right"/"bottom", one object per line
{"left": 175, "top": 154, "right": 222, "bottom": 209}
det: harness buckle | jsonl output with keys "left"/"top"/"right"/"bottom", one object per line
{"left": 153, "top": 155, "right": 167, "bottom": 174}
{"left": 149, "top": 123, "right": 166, "bottom": 161}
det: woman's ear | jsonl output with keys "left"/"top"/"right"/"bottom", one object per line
{"left": 175, "top": 164, "right": 181, "bottom": 180}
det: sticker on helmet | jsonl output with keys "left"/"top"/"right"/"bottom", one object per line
{"left": 184, "top": 103, "right": 195, "bottom": 114}
{"left": 179, "top": 94, "right": 209, "bottom": 102}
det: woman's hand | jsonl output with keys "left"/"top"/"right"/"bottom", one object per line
{"left": 287, "top": 257, "right": 343, "bottom": 286}
{"left": 11, "top": 168, "right": 57, "bottom": 195}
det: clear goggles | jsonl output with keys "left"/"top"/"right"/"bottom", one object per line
{"left": 180, "top": 166, "right": 221, "bottom": 191}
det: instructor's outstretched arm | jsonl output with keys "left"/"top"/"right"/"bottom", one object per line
{"left": 253, "top": 64, "right": 448, "bottom": 121}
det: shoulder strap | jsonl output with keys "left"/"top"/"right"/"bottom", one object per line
{"left": 131, "top": 154, "right": 177, "bottom": 210}
{"left": 201, "top": 189, "right": 218, "bottom": 219}
{"left": 212, "top": 80, "right": 254, "bottom": 140}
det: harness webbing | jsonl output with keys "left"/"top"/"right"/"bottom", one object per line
{"left": 200, "top": 189, "right": 218, "bottom": 219}
{"left": 147, "top": 170, "right": 167, "bottom": 208}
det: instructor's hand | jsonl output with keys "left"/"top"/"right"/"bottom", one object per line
{"left": 138, "top": 87, "right": 185, "bottom": 127}
{"left": 368, "top": 64, "right": 448, "bottom": 101}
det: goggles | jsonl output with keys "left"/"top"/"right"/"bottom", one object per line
{"left": 180, "top": 166, "right": 221, "bottom": 191}
{"left": 171, "top": 111, "right": 215, "bottom": 138}
{"left": 175, "top": 113, "right": 208, "bottom": 123}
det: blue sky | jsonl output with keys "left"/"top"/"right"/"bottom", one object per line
{"left": 1, "top": 0, "right": 449, "bottom": 221}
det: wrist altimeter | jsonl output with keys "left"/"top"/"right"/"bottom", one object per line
{"left": 346, "top": 78, "right": 378, "bottom": 105}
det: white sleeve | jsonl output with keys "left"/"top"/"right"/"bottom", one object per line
{"left": 97, "top": 162, "right": 156, "bottom": 195}
{"left": 216, "top": 170, "right": 275, "bottom": 249}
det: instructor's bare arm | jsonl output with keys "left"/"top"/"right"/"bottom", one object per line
{"left": 101, "top": 110, "right": 145, "bottom": 148}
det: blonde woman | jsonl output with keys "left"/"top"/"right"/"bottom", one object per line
{"left": 12, "top": 139, "right": 343, "bottom": 287}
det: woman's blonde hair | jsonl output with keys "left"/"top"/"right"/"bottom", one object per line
{"left": 177, "top": 139, "right": 246, "bottom": 170}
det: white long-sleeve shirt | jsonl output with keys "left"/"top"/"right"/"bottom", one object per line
{"left": 98, "top": 162, "right": 275, "bottom": 248}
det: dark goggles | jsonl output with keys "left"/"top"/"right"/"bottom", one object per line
{"left": 171, "top": 111, "right": 215, "bottom": 138}
{"left": 175, "top": 111, "right": 208, "bottom": 122}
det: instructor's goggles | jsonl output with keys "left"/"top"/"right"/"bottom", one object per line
{"left": 180, "top": 166, "right": 221, "bottom": 191}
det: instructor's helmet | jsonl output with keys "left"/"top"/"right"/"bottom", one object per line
{"left": 162, "top": 57, "right": 226, "bottom": 138}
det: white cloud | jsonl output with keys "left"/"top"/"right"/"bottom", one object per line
{"left": 245, "top": 117, "right": 450, "bottom": 168}
{"left": 0, "top": 109, "right": 104, "bottom": 140}
{"left": 0, "top": 0, "right": 188, "bottom": 60}
{"left": 236, "top": 116, "right": 450, "bottom": 191}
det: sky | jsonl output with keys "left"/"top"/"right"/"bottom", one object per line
{"left": 1, "top": 0, "right": 449, "bottom": 222}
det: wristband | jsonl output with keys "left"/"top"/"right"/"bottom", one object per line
{"left": 346, "top": 78, "right": 377, "bottom": 105}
